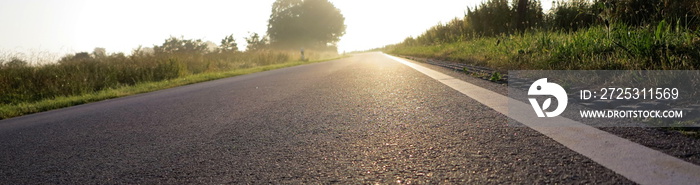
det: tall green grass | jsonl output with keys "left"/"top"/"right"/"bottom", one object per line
{"left": 390, "top": 0, "right": 700, "bottom": 70}
{"left": 0, "top": 58, "right": 338, "bottom": 119}
{"left": 0, "top": 48, "right": 338, "bottom": 119}
{"left": 387, "top": 22, "right": 700, "bottom": 70}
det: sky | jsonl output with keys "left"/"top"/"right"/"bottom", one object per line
{"left": 0, "top": 0, "right": 552, "bottom": 59}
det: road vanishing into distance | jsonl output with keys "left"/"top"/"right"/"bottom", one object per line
{"left": 1, "top": 52, "right": 699, "bottom": 184}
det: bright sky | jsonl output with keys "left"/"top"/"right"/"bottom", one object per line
{"left": 0, "top": 0, "right": 552, "bottom": 58}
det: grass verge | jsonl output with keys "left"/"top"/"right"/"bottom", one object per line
{"left": 387, "top": 24, "right": 700, "bottom": 70}
{"left": 0, "top": 57, "right": 341, "bottom": 119}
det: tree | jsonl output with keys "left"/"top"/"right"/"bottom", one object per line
{"left": 267, "top": 0, "right": 346, "bottom": 51}
{"left": 92, "top": 47, "right": 106, "bottom": 58}
{"left": 219, "top": 34, "right": 239, "bottom": 53}
{"left": 245, "top": 32, "right": 268, "bottom": 51}
{"left": 467, "top": 0, "right": 513, "bottom": 37}
{"left": 604, "top": 0, "right": 700, "bottom": 29}
{"left": 550, "top": 0, "right": 598, "bottom": 32}
{"left": 154, "top": 36, "right": 208, "bottom": 54}
{"left": 4, "top": 57, "right": 28, "bottom": 68}
{"left": 515, "top": 0, "right": 529, "bottom": 33}
{"left": 58, "top": 52, "right": 95, "bottom": 64}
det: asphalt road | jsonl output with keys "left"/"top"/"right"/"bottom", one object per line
{"left": 0, "top": 52, "right": 634, "bottom": 184}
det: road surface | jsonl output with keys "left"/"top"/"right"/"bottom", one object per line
{"left": 0, "top": 52, "right": 648, "bottom": 183}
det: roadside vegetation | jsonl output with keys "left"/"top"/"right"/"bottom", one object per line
{"left": 385, "top": 0, "right": 700, "bottom": 70}
{"left": 0, "top": 0, "right": 345, "bottom": 119}
{"left": 385, "top": 0, "right": 700, "bottom": 134}
{"left": 0, "top": 35, "right": 339, "bottom": 119}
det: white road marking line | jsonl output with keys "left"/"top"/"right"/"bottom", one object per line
{"left": 385, "top": 53, "right": 700, "bottom": 185}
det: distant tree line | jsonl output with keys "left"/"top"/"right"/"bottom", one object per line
{"left": 402, "top": 0, "right": 700, "bottom": 46}
{"left": 144, "top": 33, "right": 270, "bottom": 55}
{"left": 142, "top": 0, "right": 346, "bottom": 53}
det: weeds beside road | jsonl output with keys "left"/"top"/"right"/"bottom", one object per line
{"left": 387, "top": 23, "right": 700, "bottom": 70}
{"left": 0, "top": 49, "right": 339, "bottom": 119}
{"left": 385, "top": 0, "right": 700, "bottom": 70}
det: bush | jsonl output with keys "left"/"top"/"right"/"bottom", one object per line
{"left": 605, "top": 0, "right": 700, "bottom": 29}
{"left": 548, "top": 0, "right": 601, "bottom": 32}
{"left": 409, "top": 0, "right": 545, "bottom": 46}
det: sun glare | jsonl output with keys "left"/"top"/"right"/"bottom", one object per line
{"left": 0, "top": 0, "right": 552, "bottom": 56}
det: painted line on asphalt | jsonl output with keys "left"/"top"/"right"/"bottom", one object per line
{"left": 384, "top": 53, "right": 700, "bottom": 185}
